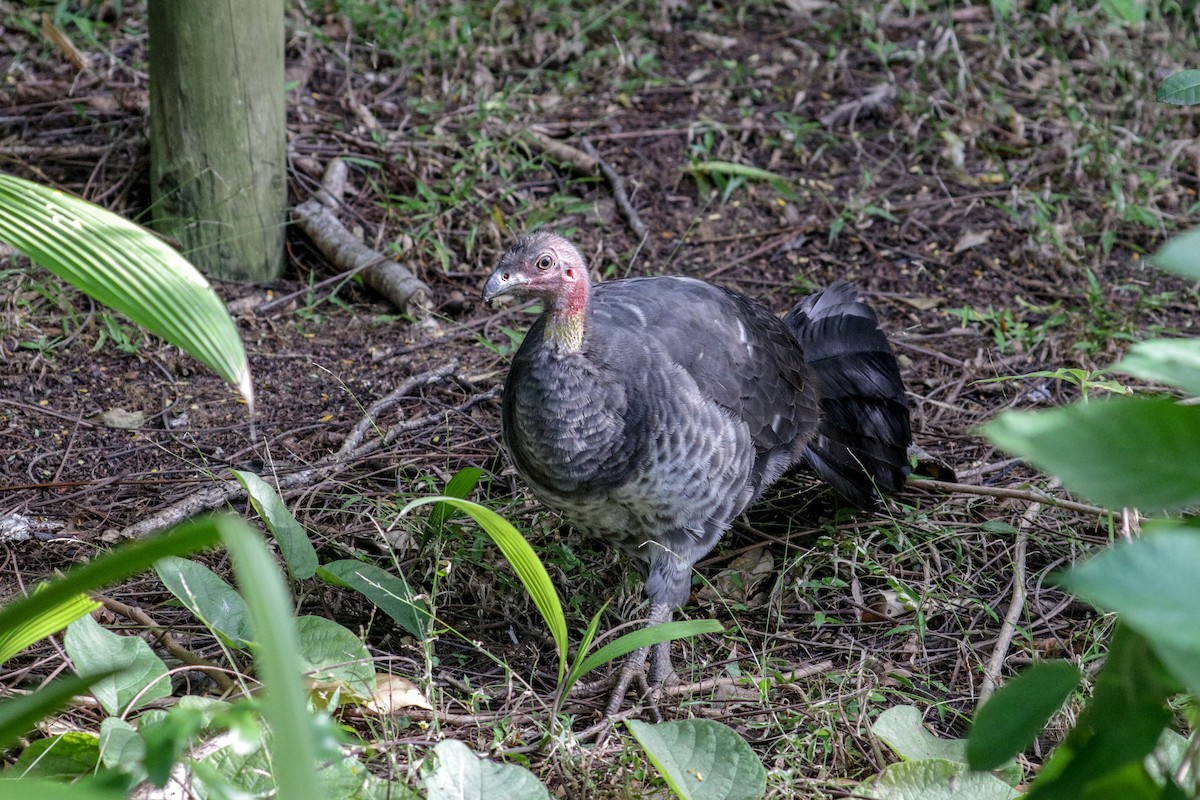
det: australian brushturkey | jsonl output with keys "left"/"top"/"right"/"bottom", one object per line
{"left": 483, "top": 231, "right": 911, "bottom": 715}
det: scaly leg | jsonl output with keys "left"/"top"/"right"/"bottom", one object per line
{"left": 605, "top": 602, "right": 674, "bottom": 717}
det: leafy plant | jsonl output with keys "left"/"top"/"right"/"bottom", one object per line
{"left": 962, "top": 229, "right": 1200, "bottom": 795}
{"left": 0, "top": 174, "right": 254, "bottom": 409}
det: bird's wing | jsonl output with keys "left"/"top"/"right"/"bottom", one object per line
{"left": 589, "top": 277, "right": 820, "bottom": 449}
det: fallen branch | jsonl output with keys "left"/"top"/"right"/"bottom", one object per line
{"left": 978, "top": 481, "right": 1051, "bottom": 704}
{"left": 519, "top": 129, "right": 650, "bottom": 245}
{"left": 291, "top": 159, "right": 431, "bottom": 315}
{"left": 909, "top": 477, "right": 1110, "bottom": 517}
{"left": 119, "top": 363, "right": 458, "bottom": 538}
{"left": 97, "top": 594, "right": 237, "bottom": 693}
{"left": 580, "top": 137, "right": 650, "bottom": 245}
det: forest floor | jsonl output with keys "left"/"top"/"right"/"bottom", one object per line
{"left": 2, "top": 0, "right": 1199, "bottom": 797}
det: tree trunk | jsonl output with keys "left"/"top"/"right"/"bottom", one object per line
{"left": 148, "top": 0, "right": 285, "bottom": 281}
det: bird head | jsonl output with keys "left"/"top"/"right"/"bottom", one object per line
{"left": 482, "top": 232, "right": 589, "bottom": 307}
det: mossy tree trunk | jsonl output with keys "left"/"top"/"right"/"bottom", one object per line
{"left": 148, "top": 0, "right": 285, "bottom": 281}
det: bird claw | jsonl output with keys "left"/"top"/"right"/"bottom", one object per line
{"left": 604, "top": 642, "right": 675, "bottom": 718}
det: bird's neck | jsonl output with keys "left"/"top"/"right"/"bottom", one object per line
{"left": 543, "top": 281, "right": 590, "bottom": 351}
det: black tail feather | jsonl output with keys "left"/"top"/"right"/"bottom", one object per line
{"left": 785, "top": 281, "right": 911, "bottom": 508}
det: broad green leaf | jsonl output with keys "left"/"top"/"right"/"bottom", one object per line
{"left": 6, "top": 731, "right": 100, "bottom": 780}
{"left": 423, "top": 738, "right": 550, "bottom": 800}
{"left": 155, "top": 555, "right": 254, "bottom": 648}
{"left": 98, "top": 717, "right": 146, "bottom": 777}
{"left": 967, "top": 662, "right": 1082, "bottom": 771}
{"left": 219, "top": 519, "right": 324, "bottom": 800}
{"left": 1057, "top": 527, "right": 1200, "bottom": 694}
{"left": 429, "top": 467, "right": 485, "bottom": 532}
{"left": 983, "top": 398, "right": 1200, "bottom": 512}
{"left": 1156, "top": 70, "right": 1200, "bottom": 106}
{"left": 626, "top": 719, "right": 766, "bottom": 800}
{"left": 0, "top": 671, "right": 118, "bottom": 751}
{"left": 403, "top": 496, "right": 568, "bottom": 683}
{"left": 0, "top": 516, "right": 225, "bottom": 664}
{"left": 856, "top": 758, "right": 1020, "bottom": 800}
{"left": 1113, "top": 338, "right": 1200, "bottom": 396}
{"left": 572, "top": 620, "right": 723, "bottom": 685}
{"left": 318, "top": 560, "right": 430, "bottom": 639}
{"left": 234, "top": 470, "right": 318, "bottom": 579}
{"left": 874, "top": 705, "right": 967, "bottom": 763}
{"left": 0, "top": 779, "right": 124, "bottom": 800}
{"left": 1027, "top": 626, "right": 1175, "bottom": 799}
{"left": 1152, "top": 228, "right": 1200, "bottom": 280}
{"left": 0, "top": 174, "right": 252, "bottom": 408}
{"left": 296, "top": 615, "right": 375, "bottom": 698}
{"left": 63, "top": 614, "right": 172, "bottom": 715}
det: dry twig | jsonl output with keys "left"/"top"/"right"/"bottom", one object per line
{"left": 119, "top": 363, "right": 459, "bottom": 538}
{"left": 291, "top": 159, "right": 432, "bottom": 315}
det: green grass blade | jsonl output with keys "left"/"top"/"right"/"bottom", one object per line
{"left": 403, "top": 496, "right": 569, "bottom": 683}
{"left": 572, "top": 620, "right": 723, "bottom": 685}
{"left": 429, "top": 467, "right": 484, "bottom": 533}
{"left": 0, "top": 592, "right": 99, "bottom": 666}
{"left": 0, "top": 174, "right": 253, "bottom": 409}
{"left": 0, "top": 517, "right": 224, "bottom": 664}
{"left": 218, "top": 519, "right": 322, "bottom": 800}
{"left": 0, "top": 670, "right": 119, "bottom": 751}
{"left": 685, "top": 161, "right": 788, "bottom": 183}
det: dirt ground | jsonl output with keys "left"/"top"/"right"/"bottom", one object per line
{"left": 2, "top": 0, "right": 1199, "bottom": 795}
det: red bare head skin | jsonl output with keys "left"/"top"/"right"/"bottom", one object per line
{"left": 483, "top": 232, "right": 591, "bottom": 347}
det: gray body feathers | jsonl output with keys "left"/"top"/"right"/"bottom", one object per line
{"left": 501, "top": 276, "right": 910, "bottom": 610}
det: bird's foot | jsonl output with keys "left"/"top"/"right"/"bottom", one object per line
{"left": 604, "top": 640, "right": 675, "bottom": 718}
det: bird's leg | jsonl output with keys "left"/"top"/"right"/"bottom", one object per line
{"left": 605, "top": 602, "right": 674, "bottom": 717}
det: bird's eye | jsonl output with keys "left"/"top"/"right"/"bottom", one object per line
{"left": 536, "top": 254, "right": 553, "bottom": 270}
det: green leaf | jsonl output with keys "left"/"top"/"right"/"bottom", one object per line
{"left": 318, "top": 560, "right": 430, "bottom": 639}
{"left": 856, "top": 758, "right": 1020, "bottom": 800}
{"left": 626, "top": 719, "right": 766, "bottom": 800}
{"left": 967, "top": 662, "right": 1082, "bottom": 771}
{"left": 1151, "top": 228, "right": 1200, "bottom": 279}
{"left": 983, "top": 398, "right": 1200, "bottom": 512}
{"left": 0, "top": 591, "right": 98, "bottom": 667}
{"left": 402, "top": 497, "right": 568, "bottom": 683}
{"left": 1057, "top": 526, "right": 1200, "bottom": 694}
{"left": 1099, "top": 0, "right": 1146, "bottom": 23}
{"left": 0, "top": 174, "right": 253, "bottom": 408}
{"left": 63, "top": 614, "right": 172, "bottom": 715}
{"left": 6, "top": 731, "right": 100, "bottom": 780}
{"left": 234, "top": 470, "right": 318, "bottom": 580}
{"left": 685, "top": 161, "right": 789, "bottom": 184}
{"left": 874, "top": 705, "right": 968, "bottom": 763}
{"left": 422, "top": 739, "right": 551, "bottom": 800}
{"left": 0, "top": 671, "right": 118, "bottom": 751}
{"left": 1156, "top": 70, "right": 1200, "bottom": 106}
{"left": 218, "top": 519, "right": 324, "bottom": 800}
{"left": 1112, "top": 338, "right": 1200, "bottom": 396}
{"left": 155, "top": 555, "right": 254, "bottom": 648}
{"left": 0, "top": 516, "right": 225, "bottom": 664}
{"left": 98, "top": 717, "right": 146, "bottom": 778}
{"left": 429, "top": 467, "right": 484, "bottom": 532}
{"left": 572, "top": 620, "right": 723, "bottom": 686}
{"left": 296, "top": 616, "right": 375, "bottom": 698}
{"left": 0, "top": 779, "right": 124, "bottom": 800}
{"left": 1027, "top": 626, "right": 1175, "bottom": 799}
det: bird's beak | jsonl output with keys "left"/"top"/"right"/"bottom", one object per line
{"left": 482, "top": 268, "right": 526, "bottom": 303}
